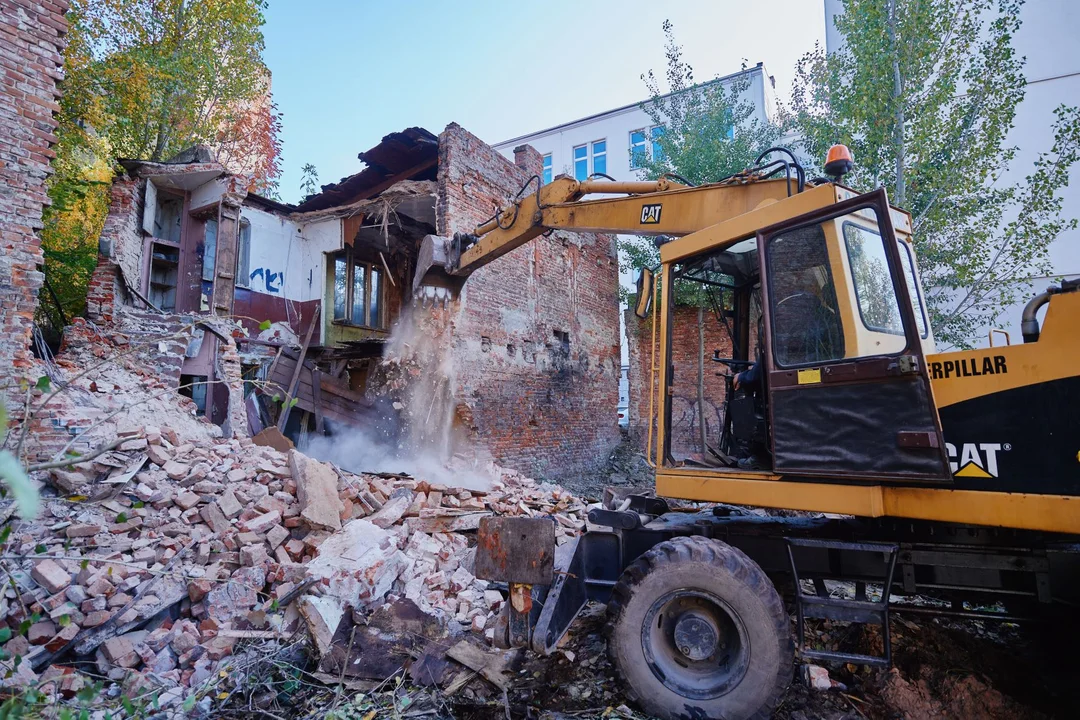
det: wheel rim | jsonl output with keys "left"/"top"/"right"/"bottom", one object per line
{"left": 640, "top": 589, "right": 750, "bottom": 700}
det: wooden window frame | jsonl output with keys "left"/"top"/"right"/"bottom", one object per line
{"left": 331, "top": 248, "right": 386, "bottom": 330}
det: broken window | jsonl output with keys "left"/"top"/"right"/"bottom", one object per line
{"left": 202, "top": 218, "right": 218, "bottom": 282}
{"left": 148, "top": 243, "right": 179, "bottom": 312}
{"left": 144, "top": 182, "right": 184, "bottom": 312}
{"left": 331, "top": 249, "right": 386, "bottom": 329}
{"left": 236, "top": 220, "right": 251, "bottom": 288}
{"left": 179, "top": 374, "right": 208, "bottom": 416}
{"left": 153, "top": 195, "right": 183, "bottom": 244}
{"left": 553, "top": 329, "right": 570, "bottom": 359}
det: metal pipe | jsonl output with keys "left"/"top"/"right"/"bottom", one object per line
{"left": 1021, "top": 290, "right": 1052, "bottom": 343}
{"left": 577, "top": 179, "right": 674, "bottom": 195}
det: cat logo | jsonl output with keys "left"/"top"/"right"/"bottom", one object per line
{"left": 946, "top": 442, "right": 1006, "bottom": 478}
{"left": 640, "top": 203, "right": 662, "bottom": 224}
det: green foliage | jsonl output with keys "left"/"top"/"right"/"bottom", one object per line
{"left": 0, "top": 401, "right": 41, "bottom": 521}
{"left": 790, "top": 0, "right": 1080, "bottom": 347}
{"left": 66, "top": 0, "right": 274, "bottom": 164}
{"left": 300, "top": 163, "right": 321, "bottom": 202}
{"left": 620, "top": 21, "right": 783, "bottom": 306}
{"left": 40, "top": 0, "right": 281, "bottom": 334}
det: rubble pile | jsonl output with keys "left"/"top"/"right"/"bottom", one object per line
{"left": 4, "top": 423, "right": 590, "bottom": 712}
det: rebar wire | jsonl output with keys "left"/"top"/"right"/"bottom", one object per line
{"left": 32, "top": 322, "right": 66, "bottom": 388}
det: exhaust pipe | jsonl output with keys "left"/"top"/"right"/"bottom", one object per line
{"left": 1020, "top": 278, "right": 1080, "bottom": 343}
{"left": 1020, "top": 291, "right": 1052, "bottom": 343}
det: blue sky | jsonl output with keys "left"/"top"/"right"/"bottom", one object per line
{"left": 263, "top": 0, "right": 826, "bottom": 204}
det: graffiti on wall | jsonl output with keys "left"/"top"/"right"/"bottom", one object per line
{"left": 250, "top": 268, "right": 283, "bottom": 293}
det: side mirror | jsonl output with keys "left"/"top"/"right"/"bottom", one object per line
{"left": 634, "top": 267, "right": 654, "bottom": 319}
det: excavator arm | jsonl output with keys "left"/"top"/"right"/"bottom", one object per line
{"left": 413, "top": 173, "right": 804, "bottom": 298}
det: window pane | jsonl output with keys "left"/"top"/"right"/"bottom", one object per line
{"left": 201, "top": 219, "right": 217, "bottom": 282}
{"left": 236, "top": 221, "right": 250, "bottom": 287}
{"left": 843, "top": 222, "right": 904, "bottom": 335}
{"left": 155, "top": 196, "right": 183, "bottom": 244}
{"left": 768, "top": 225, "right": 845, "bottom": 366}
{"left": 630, "top": 130, "right": 646, "bottom": 169}
{"left": 369, "top": 267, "right": 381, "bottom": 327}
{"left": 333, "top": 256, "right": 347, "bottom": 320}
{"left": 592, "top": 140, "right": 606, "bottom": 155}
{"left": 352, "top": 263, "right": 366, "bottom": 323}
{"left": 593, "top": 152, "right": 606, "bottom": 175}
{"left": 573, "top": 145, "right": 587, "bottom": 180}
{"left": 542, "top": 154, "right": 552, "bottom": 168}
{"left": 897, "top": 242, "right": 928, "bottom": 338}
{"left": 651, "top": 126, "right": 665, "bottom": 161}
{"left": 543, "top": 167, "right": 552, "bottom": 184}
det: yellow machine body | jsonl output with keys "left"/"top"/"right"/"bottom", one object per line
{"left": 414, "top": 173, "right": 1080, "bottom": 536}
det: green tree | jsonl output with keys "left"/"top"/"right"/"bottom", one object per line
{"left": 621, "top": 21, "right": 783, "bottom": 300}
{"left": 791, "top": 0, "right": 1080, "bottom": 347}
{"left": 300, "top": 162, "right": 321, "bottom": 201}
{"left": 40, "top": 0, "right": 282, "bottom": 334}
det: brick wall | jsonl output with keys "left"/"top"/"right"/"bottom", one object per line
{"left": 437, "top": 123, "right": 621, "bottom": 481}
{"left": 0, "top": 0, "right": 67, "bottom": 403}
{"left": 625, "top": 306, "right": 733, "bottom": 460}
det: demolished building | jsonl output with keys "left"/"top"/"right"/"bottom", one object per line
{"left": 45, "top": 124, "right": 621, "bottom": 481}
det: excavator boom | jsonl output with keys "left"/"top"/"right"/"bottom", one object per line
{"left": 413, "top": 173, "right": 803, "bottom": 297}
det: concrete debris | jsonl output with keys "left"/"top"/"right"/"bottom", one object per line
{"left": 6, "top": 420, "right": 591, "bottom": 705}
{"left": 289, "top": 449, "right": 344, "bottom": 531}
{"left": 804, "top": 663, "right": 847, "bottom": 691}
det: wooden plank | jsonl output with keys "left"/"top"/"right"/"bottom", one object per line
{"left": 212, "top": 201, "right": 241, "bottom": 316}
{"left": 311, "top": 368, "right": 326, "bottom": 434}
{"left": 277, "top": 305, "right": 320, "bottom": 431}
{"left": 269, "top": 360, "right": 368, "bottom": 406}
{"left": 445, "top": 640, "right": 517, "bottom": 690}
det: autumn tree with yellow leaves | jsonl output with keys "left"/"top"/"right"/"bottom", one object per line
{"left": 41, "top": 0, "right": 282, "bottom": 336}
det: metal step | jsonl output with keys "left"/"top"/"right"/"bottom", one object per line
{"left": 786, "top": 537, "right": 899, "bottom": 667}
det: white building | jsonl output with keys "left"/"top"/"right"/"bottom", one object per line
{"left": 493, "top": 63, "right": 778, "bottom": 184}
{"left": 825, "top": 0, "right": 1080, "bottom": 346}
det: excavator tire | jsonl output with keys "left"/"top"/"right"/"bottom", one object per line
{"left": 606, "top": 536, "right": 792, "bottom": 720}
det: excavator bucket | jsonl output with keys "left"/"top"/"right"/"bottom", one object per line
{"left": 413, "top": 234, "right": 466, "bottom": 302}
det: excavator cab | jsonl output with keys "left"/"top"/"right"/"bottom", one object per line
{"left": 654, "top": 188, "right": 949, "bottom": 481}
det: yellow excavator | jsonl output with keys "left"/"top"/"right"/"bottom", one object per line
{"left": 414, "top": 147, "right": 1080, "bottom": 720}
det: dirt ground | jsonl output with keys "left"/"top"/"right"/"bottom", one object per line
{"left": 457, "top": 603, "right": 1079, "bottom": 720}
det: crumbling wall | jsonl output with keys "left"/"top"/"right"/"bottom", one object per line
{"left": 86, "top": 176, "right": 143, "bottom": 322}
{"left": 0, "top": 0, "right": 67, "bottom": 401}
{"left": 625, "top": 307, "right": 733, "bottom": 458}
{"left": 437, "top": 124, "right": 621, "bottom": 480}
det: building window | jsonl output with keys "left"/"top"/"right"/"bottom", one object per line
{"left": 542, "top": 154, "right": 552, "bottom": 184}
{"left": 630, "top": 129, "right": 647, "bottom": 169}
{"left": 236, "top": 220, "right": 251, "bottom": 287}
{"left": 591, "top": 140, "right": 607, "bottom": 176}
{"left": 201, "top": 218, "right": 218, "bottom": 282}
{"left": 331, "top": 249, "right": 385, "bottom": 329}
{"left": 651, "top": 126, "right": 665, "bottom": 162}
{"left": 573, "top": 145, "right": 588, "bottom": 181}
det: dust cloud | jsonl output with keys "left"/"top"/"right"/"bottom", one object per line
{"left": 303, "top": 301, "right": 493, "bottom": 492}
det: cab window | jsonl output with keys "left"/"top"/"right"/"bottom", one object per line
{"left": 844, "top": 223, "right": 928, "bottom": 338}
{"left": 766, "top": 225, "right": 845, "bottom": 367}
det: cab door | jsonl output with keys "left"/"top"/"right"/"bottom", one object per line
{"left": 757, "top": 189, "right": 950, "bottom": 481}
